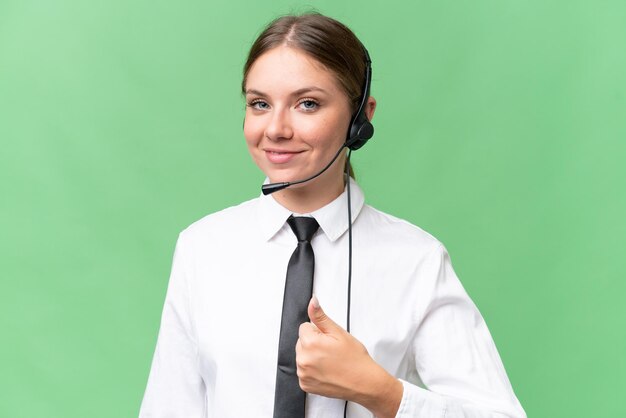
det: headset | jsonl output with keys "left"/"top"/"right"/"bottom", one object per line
{"left": 261, "top": 46, "right": 374, "bottom": 195}
{"left": 345, "top": 47, "right": 374, "bottom": 151}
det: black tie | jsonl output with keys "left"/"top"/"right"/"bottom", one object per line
{"left": 273, "top": 215, "right": 320, "bottom": 418}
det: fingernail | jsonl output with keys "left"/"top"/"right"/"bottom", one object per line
{"left": 312, "top": 294, "right": 320, "bottom": 309}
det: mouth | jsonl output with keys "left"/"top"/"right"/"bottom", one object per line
{"left": 264, "top": 149, "right": 303, "bottom": 164}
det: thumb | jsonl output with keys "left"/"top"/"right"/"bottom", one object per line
{"left": 308, "top": 295, "right": 341, "bottom": 335}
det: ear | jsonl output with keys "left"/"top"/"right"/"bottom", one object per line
{"left": 365, "top": 96, "right": 377, "bottom": 121}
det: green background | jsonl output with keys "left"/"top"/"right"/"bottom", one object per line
{"left": 1, "top": 0, "right": 624, "bottom": 417}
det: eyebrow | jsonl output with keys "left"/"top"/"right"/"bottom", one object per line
{"left": 245, "top": 86, "right": 329, "bottom": 96}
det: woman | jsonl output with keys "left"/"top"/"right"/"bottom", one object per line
{"left": 140, "top": 13, "right": 526, "bottom": 418}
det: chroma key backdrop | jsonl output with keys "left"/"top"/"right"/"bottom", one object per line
{"left": 1, "top": 1, "right": 624, "bottom": 417}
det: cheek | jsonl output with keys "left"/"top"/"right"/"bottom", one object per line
{"left": 304, "top": 116, "right": 348, "bottom": 149}
{"left": 243, "top": 118, "right": 262, "bottom": 147}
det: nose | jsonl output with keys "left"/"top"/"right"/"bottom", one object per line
{"left": 265, "top": 108, "right": 293, "bottom": 141}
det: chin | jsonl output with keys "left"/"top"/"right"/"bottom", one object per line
{"left": 264, "top": 166, "right": 312, "bottom": 184}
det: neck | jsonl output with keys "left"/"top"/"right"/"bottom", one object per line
{"left": 271, "top": 174, "right": 346, "bottom": 214}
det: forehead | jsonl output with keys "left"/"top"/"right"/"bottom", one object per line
{"left": 245, "top": 46, "right": 343, "bottom": 94}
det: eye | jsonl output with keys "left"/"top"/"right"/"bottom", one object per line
{"left": 298, "top": 99, "right": 319, "bottom": 111}
{"left": 247, "top": 99, "right": 270, "bottom": 110}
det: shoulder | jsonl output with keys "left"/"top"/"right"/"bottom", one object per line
{"left": 176, "top": 196, "right": 260, "bottom": 247}
{"left": 358, "top": 204, "right": 443, "bottom": 255}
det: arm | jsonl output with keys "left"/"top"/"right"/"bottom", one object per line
{"left": 394, "top": 244, "right": 526, "bottom": 418}
{"left": 139, "top": 234, "right": 206, "bottom": 418}
{"left": 296, "top": 245, "right": 526, "bottom": 418}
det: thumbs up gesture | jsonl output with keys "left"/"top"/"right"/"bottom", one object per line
{"left": 295, "top": 296, "right": 403, "bottom": 418}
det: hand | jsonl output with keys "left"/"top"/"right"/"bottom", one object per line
{"left": 295, "top": 296, "right": 403, "bottom": 418}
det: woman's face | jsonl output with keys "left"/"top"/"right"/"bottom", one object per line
{"left": 243, "top": 46, "right": 353, "bottom": 192}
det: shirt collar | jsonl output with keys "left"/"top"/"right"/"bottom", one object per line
{"left": 257, "top": 177, "right": 365, "bottom": 242}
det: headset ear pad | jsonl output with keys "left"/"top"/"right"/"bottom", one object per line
{"left": 346, "top": 111, "right": 374, "bottom": 150}
{"left": 345, "top": 47, "right": 374, "bottom": 151}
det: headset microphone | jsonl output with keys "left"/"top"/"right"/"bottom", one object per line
{"left": 261, "top": 145, "right": 346, "bottom": 195}
{"left": 261, "top": 46, "right": 373, "bottom": 196}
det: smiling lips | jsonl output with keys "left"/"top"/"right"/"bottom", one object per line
{"left": 264, "top": 149, "right": 303, "bottom": 164}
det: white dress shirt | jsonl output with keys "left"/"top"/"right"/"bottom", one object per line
{"left": 139, "top": 179, "right": 526, "bottom": 418}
